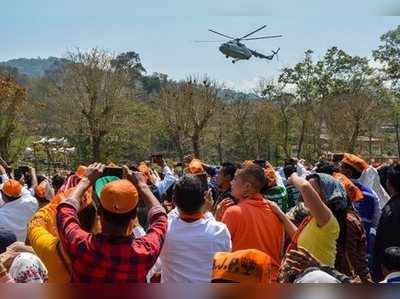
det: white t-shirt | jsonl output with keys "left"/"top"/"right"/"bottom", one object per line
{"left": 0, "top": 188, "right": 38, "bottom": 241}
{"left": 159, "top": 211, "right": 231, "bottom": 283}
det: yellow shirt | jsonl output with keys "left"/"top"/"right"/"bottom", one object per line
{"left": 297, "top": 216, "right": 340, "bottom": 267}
{"left": 27, "top": 195, "right": 71, "bottom": 283}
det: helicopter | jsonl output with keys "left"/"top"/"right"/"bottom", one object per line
{"left": 196, "top": 25, "right": 282, "bottom": 63}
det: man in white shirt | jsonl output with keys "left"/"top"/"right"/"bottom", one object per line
{"left": 0, "top": 179, "right": 38, "bottom": 241}
{"left": 157, "top": 175, "right": 231, "bottom": 283}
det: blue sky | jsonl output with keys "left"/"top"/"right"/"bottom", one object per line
{"left": 2, "top": 1, "right": 400, "bottom": 91}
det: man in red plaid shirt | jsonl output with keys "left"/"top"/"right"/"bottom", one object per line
{"left": 56, "top": 163, "right": 168, "bottom": 282}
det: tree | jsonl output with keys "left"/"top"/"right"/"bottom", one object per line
{"left": 0, "top": 77, "right": 27, "bottom": 161}
{"left": 279, "top": 50, "right": 320, "bottom": 158}
{"left": 373, "top": 25, "right": 400, "bottom": 90}
{"left": 374, "top": 26, "right": 400, "bottom": 157}
{"left": 321, "top": 47, "right": 384, "bottom": 153}
{"left": 52, "top": 48, "right": 137, "bottom": 162}
{"left": 258, "top": 79, "right": 295, "bottom": 158}
{"left": 158, "top": 77, "right": 220, "bottom": 159}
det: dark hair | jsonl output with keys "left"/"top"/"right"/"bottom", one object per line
{"left": 13, "top": 169, "right": 24, "bottom": 181}
{"left": 315, "top": 160, "right": 338, "bottom": 175}
{"left": 387, "top": 163, "right": 400, "bottom": 193}
{"left": 36, "top": 174, "right": 46, "bottom": 184}
{"left": 283, "top": 164, "right": 297, "bottom": 179}
{"left": 221, "top": 162, "right": 238, "bottom": 180}
{"left": 173, "top": 175, "right": 205, "bottom": 213}
{"left": 99, "top": 206, "right": 137, "bottom": 228}
{"left": 284, "top": 158, "right": 298, "bottom": 166}
{"left": 253, "top": 159, "right": 266, "bottom": 168}
{"left": 52, "top": 175, "right": 65, "bottom": 191}
{"left": 377, "top": 165, "right": 390, "bottom": 194}
{"left": 161, "top": 182, "right": 175, "bottom": 203}
{"left": 382, "top": 247, "right": 400, "bottom": 271}
{"left": 77, "top": 204, "right": 97, "bottom": 232}
{"left": 342, "top": 163, "right": 362, "bottom": 179}
{"left": 236, "top": 164, "right": 266, "bottom": 192}
{"left": 129, "top": 164, "right": 139, "bottom": 172}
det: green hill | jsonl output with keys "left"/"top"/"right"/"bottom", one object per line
{"left": 0, "top": 57, "right": 62, "bottom": 77}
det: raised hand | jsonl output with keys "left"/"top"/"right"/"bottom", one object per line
{"left": 215, "top": 198, "right": 235, "bottom": 221}
{"left": 84, "top": 163, "right": 105, "bottom": 185}
{"left": 122, "top": 165, "right": 148, "bottom": 189}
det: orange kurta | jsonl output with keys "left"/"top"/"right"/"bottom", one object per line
{"left": 222, "top": 194, "right": 284, "bottom": 280}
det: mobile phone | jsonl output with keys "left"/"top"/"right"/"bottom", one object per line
{"left": 101, "top": 167, "right": 123, "bottom": 179}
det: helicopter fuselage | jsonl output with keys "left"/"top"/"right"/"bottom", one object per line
{"left": 219, "top": 41, "right": 252, "bottom": 60}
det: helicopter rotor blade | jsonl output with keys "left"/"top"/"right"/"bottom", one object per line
{"left": 194, "top": 40, "right": 226, "bottom": 43}
{"left": 238, "top": 25, "right": 267, "bottom": 40}
{"left": 242, "top": 35, "right": 283, "bottom": 41}
{"left": 208, "top": 29, "right": 235, "bottom": 40}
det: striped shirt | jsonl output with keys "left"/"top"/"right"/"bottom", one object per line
{"left": 266, "top": 185, "right": 289, "bottom": 213}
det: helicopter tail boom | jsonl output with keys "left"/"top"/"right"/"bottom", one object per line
{"left": 250, "top": 47, "right": 280, "bottom": 61}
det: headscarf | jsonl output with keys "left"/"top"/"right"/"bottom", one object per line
{"left": 9, "top": 252, "right": 48, "bottom": 283}
{"left": 307, "top": 173, "right": 348, "bottom": 211}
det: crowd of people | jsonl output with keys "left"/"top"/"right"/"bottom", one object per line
{"left": 0, "top": 153, "right": 400, "bottom": 284}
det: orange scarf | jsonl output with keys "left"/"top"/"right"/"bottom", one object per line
{"left": 332, "top": 172, "right": 363, "bottom": 202}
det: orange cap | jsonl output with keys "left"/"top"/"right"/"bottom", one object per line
{"left": 99, "top": 179, "right": 139, "bottom": 214}
{"left": 35, "top": 180, "right": 47, "bottom": 199}
{"left": 187, "top": 159, "right": 205, "bottom": 175}
{"left": 2, "top": 179, "right": 22, "bottom": 198}
{"left": 75, "top": 165, "right": 87, "bottom": 178}
{"left": 212, "top": 249, "right": 273, "bottom": 283}
{"left": 341, "top": 153, "right": 369, "bottom": 173}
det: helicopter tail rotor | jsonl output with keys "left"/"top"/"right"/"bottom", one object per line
{"left": 272, "top": 48, "right": 280, "bottom": 62}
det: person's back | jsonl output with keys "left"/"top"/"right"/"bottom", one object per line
{"left": 373, "top": 164, "right": 400, "bottom": 281}
{"left": 352, "top": 181, "right": 380, "bottom": 238}
{"left": 161, "top": 214, "right": 231, "bottom": 282}
{"left": 57, "top": 164, "right": 168, "bottom": 283}
{"left": 335, "top": 210, "right": 371, "bottom": 282}
{"left": 220, "top": 165, "right": 284, "bottom": 279}
{"left": 160, "top": 175, "right": 231, "bottom": 282}
{"left": 0, "top": 180, "right": 38, "bottom": 241}
{"left": 223, "top": 196, "right": 283, "bottom": 266}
